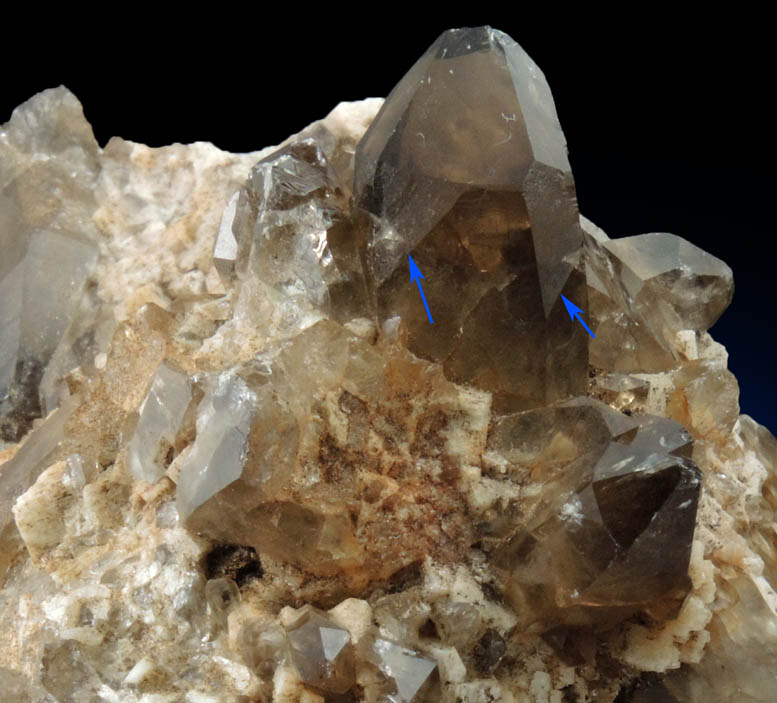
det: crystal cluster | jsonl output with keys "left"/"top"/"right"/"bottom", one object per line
{"left": 1, "top": 25, "right": 775, "bottom": 703}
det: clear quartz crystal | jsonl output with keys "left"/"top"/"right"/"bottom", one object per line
{"left": 127, "top": 361, "right": 192, "bottom": 483}
{"left": 1, "top": 88, "right": 100, "bottom": 442}
{"left": 371, "top": 638, "right": 438, "bottom": 702}
{"left": 176, "top": 372, "right": 256, "bottom": 520}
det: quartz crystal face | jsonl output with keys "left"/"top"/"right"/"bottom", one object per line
{"left": 354, "top": 26, "right": 588, "bottom": 411}
{"left": 370, "top": 638, "right": 438, "bottom": 703}
{"left": 127, "top": 361, "right": 193, "bottom": 483}
{"left": 492, "top": 403, "right": 701, "bottom": 629}
{"left": 2, "top": 24, "right": 773, "bottom": 703}
{"left": 180, "top": 320, "right": 478, "bottom": 592}
{"left": 583, "top": 218, "right": 734, "bottom": 372}
{"left": 0, "top": 88, "right": 101, "bottom": 442}
{"left": 284, "top": 606, "right": 355, "bottom": 694}
{"left": 228, "top": 138, "right": 371, "bottom": 324}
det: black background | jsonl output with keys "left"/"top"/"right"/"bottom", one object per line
{"left": 3, "top": 12, "right": 774, "bottom": 434}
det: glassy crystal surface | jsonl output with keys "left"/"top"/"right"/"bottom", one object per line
{"left": 371, "top": 638, "right": 438, "bottom": 702}
{"left": 492, "top": 402, "right": 701, "bottom": 628}
{"left": 353, "top": 26, "right": 587, "bottom": 411}
{"left": 2, "top": 24, "right": 771, "bottom": 703}
{"left": 0, "top": 399, "right": 74, "bottom": 545}
{"left": 176, "top": 372, "right": 256, "bottom": 520}
{"left": 213, "top": 191, "right": 240, "bottom": 281}
{"left": 127, "top": 361, "right": 192, "bottom": 483}
{"left": 284, "top": 606, "right": 355, "bottom": 694}
{"left": 228, "top": 138, "right": 371, "bottom": 324}
{"left": 1, "top": 88, "right": 100, "bottom": 442}
{"left": 604, "top": 233, "right": 733, "bottom": 336}
{"left": 181, "top": 320, "right": 476, "bottom": 591}
{"left": 584, "top": 219, "right": 733, "bottom": 373}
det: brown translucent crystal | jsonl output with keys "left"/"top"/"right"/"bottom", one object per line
{"left": 180, "top": 321, "right": 475, "bottom": 593}
{"left": 284, "top": 606, "right": 355, "bottom": 694}
{"left": 354, "top": 26, "right": 587, "bottom": 411}
{"left": 491, "top": 400, "right": 701, "bottom": 629}
{"left": 583, "top": 218, "right": 733, "bottom": 373}
{"left": 4, "top": 30, "right": 770, "bottom": 703}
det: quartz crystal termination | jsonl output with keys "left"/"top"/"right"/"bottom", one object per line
{"left": 584, "top": 219, "right": 734, "bottom": 373}
{"left": 182, "top": 21, "right": 700, "bottom": 671}
{"left": 490, "top": 401, "right": 701, "bottom": 629}
{"left": 354, "top": 26, "right": 588, "bottom": 411}
{"left": 0, "top": 24, "right": 774, "bottom": 703}
{"left": 0, "top": 88, "right": 100, "bottom": 443}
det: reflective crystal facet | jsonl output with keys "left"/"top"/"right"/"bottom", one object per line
{"left": 584, "top": 219, "right": 734, "bottom": 372}
{"left": 176, "top": 372, "right": 256, "bottom": 520}
{"left": 354, "top": 26, "right": 587, "bottom": 410}
{"left": 127, "top": 362, "right": 193, "bottom": 483}
{"left": 180, "top": 320, "right": 477, "bottom": 592}
{"left": 2, "top": 25, "right": 767, "bottom": 703}
{"left": 371, "top": 638, "right": 438, "bottom": 702}
{"left": 0, "top": 400, "right": 74, "bottom": 550}
{"left": 284, "top": 606, "right": 355, "bottom": 694}
{"left": 1, "top": 88, "right": 100, "bottom": 442}
{"left": 493, "top": 402, "right": 701, "bottom": 628}
{"left": 228, "top": 138, "right": 371, "bottom": 324}
{"left": 604, "top": 233, "right": 734, "bottom": 335}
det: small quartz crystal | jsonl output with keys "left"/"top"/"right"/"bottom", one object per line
{"left": 176, "top": 371, "right": 256, "bottom": 521}
{"left": 127, "top": 361, "right": 192, "bottom": 483}
{"left": 284, "top": 606, "right": 355, "bottom": 694}
{"left": 370, "top": 638, "right": 438, "bottom": 702}
{"left": 584, "top": 218, "right": 733, "bottom": 372}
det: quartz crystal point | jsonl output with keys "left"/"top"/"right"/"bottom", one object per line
{"left": 176, "top": 371, "right": 256, "bottom": 521}
{"left": 127, "top": 361, "right": 193, "bottom": 483}
{"left": 227, "top": 138, "right": 371, "bottom": 324}
{"left": 584, "top": 217, "right": 734, "bottom": 372}
{"left": 1, "top": 88, "right": 100, "bottom": 442}
{"left": 491, "top": 400, "right": 701, "bottom": 628}
{"left": 370, "top": 638, "right": 438, "bottom": 702}
{"left": 354, "top": 26, "right": 587, "bottom": 410}
{"left": 179, "top": 320, "right": 476, "bottom": 591}
{"left": 284, "top": 606, "right": 355, "bottom": 694}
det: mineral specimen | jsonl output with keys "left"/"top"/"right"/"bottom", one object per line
{"left": 1, "top": 24, "right": 775, "bottom": 703}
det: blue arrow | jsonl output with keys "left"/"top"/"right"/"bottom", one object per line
{"left": 408, "top": 254, "right": 434, "bottom": 324}
{"left": 560, "top": 294, "right": 595, "bottom": 338}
